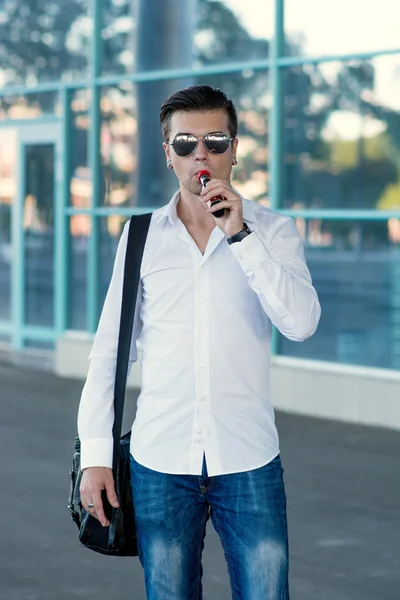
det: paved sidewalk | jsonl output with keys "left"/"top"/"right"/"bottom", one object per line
{"left": 1, "top": 363, "right": 399, "bottom": 600}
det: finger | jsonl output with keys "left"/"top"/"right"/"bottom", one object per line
{"left": 81, "top": 492, "right": 94, "bottom": 512}
{"left": 81, "top": 495, "right": 91, "bottom": 511}
{"left": 92, "top": 491, "right": 110, "bottom": 527}
{"left": 80, "top": 485, "right": 94, "bottom": 508}
{"left": 105, "top": 479, "right": 120, "bottom": 509}
{"left": 82, "top": 498, "right": 100, "bottom": 523}
{"left": 87, "top": 504, "right": 98, "bottom": 520}
{"left": 88, "top": 507, "right": 102, "bottom": 524}
{"left": 199, "top": 178, "right": 228, "bottom": 190}
{"left": 200, "top": 181, "right": 225, "bottom": 195}
{"left": 200, "top": 180, "right": 229, "bottom": 193}
{"left": 80, "top": 492, "right": 91, "bottom": 512}
{"left": 202, "top": 190, "right": 239, "bottom": 205}
{"left": 207, "top": 200, "right": 237, "bottom": 213}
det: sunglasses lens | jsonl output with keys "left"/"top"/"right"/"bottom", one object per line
{"left": 171, "top": 134, "right": 231, "bottom": 156}
{"left": 204, "top": 135, "right": 230, "bottom": 154}
{"left": 172, "top": 136, "right": 197, "bottom": 157}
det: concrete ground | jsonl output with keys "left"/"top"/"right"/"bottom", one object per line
{"left": 1, "top": 362, "right": 399, "bottom": 600}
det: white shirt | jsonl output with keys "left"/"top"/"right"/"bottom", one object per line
{"left": 78, "top": 191, "right": 321, "bottom": 476}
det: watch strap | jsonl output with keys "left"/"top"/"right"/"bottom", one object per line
{"left": 227, "top": 222, "right": 252, "bottom": 245}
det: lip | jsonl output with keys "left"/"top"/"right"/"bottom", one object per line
{"left": 194, "top": 169, "right": 211, "bottom": 178}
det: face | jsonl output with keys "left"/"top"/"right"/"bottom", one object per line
{"left": 163, "top": 109, "right": 238, "bottom": 196}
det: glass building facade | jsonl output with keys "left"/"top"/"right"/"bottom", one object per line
{"left": 0, "top": 0, "right": 399, "bottom": 370}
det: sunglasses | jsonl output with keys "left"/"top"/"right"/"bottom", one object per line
{"left": 169, "top": 133, "right": 235, "bottom": 157}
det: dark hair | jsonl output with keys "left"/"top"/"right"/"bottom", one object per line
{"left": 160, "top": 85, "right": 238, "bottom": 141}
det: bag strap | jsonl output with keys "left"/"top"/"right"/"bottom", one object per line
{"left": 112, "top": 213, "right": 152, "bottom": 473}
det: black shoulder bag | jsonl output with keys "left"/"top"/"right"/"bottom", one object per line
{"left": 68, "top": 213, "right": 152, "bottom": 556}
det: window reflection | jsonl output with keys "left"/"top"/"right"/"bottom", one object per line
{"left": 99, "top": 216, "right": 128, "bottom": 311}
{"left": 64, "top": 88, "right": 90, "bottom": 329}
{"left": 0, "top": 0, "right": 90, "bottom": 85}
{"left": 285, "top": 0, "right": 400, "bottom": 57}
{"left": 70, "top": 89, "right": 91, "bottom": 235}
{"left": 101, "top": 83, "right": 139, "bottom": 208}
{"left": 23, "top": 144, "right": 55, "bottom": 328}
{"left": 282, "top": 56, "right": 400, "bottom": 211}
{"left": 194, "top": 0, "right": 271, "bottom": 65}
{"left": 0, "top": 129, "right": 16, "bottom": 322}
{"left": 102, "top": 0, "right": 195, "bottom": 76}
{"left": 68, "top": 217, "right": 87, "bottom": 331}
{"left": 101, "top": 0, "right": 271, "bottom": 76}
{"left": 281, "top": 219, "right": 400, "bottom": 369}
{"left": 101, "top": 82, "right": 178, "bottom": 209}
{"left": 0, "top": 93, "right": 60, "bottom": 120}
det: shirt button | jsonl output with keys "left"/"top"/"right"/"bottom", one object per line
{"left": 200, "top": 396, "right": 205, "bottom": 402}
{"left": 200, "top": 329, "right": 204, "bottom": 334}
{"left": 200, "top": 363, "right": 205, "bottom": 368}
{"left": 199, "top": 296, "right": 205, "bottom": 300}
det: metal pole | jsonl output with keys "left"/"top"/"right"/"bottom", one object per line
{"left": 270, "top": 0, "right": 285, "bottom": 356}
{"left": 270, "top": 0, "right": 284, "bottom": 212}
{"left": 87, "top": 0, "right": 102, "bottom": 332}
{"left": 56, "top": 87, "right": 71, "bottom": 336}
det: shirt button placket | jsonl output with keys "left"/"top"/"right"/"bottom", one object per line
{"left": 194, "top": 265, "right": 208, "bottom": 460}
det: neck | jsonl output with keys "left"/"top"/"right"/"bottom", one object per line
{"left": 177, "top": 186, "right": 214, "bottom": 227}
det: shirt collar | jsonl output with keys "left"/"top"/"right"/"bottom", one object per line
{"left": 166, "top": 190, "right": 182, "bottom": 226}
{"left": 160, "top": 189, "right": 259, "bottom": 226}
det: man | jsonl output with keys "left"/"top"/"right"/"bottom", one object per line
{"left": 78, "top": 85, "right": 321, "bottom": 599}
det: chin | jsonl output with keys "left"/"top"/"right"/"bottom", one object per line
{"left": 186, "top": 180, "right": 202, "bottom": 195}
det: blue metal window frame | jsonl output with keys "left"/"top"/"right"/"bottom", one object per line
{"left": 0, "top": 0, "right": 399, "bottom": 350}
{"left": 9, "top": 123, "right": 63, "bottom": 347}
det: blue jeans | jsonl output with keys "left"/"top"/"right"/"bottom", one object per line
{"left": 130, "top": 454, "right": 290, "bottom": 600}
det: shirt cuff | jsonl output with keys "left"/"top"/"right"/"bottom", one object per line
{"left": 80, "top": 438, "right": 114, "bottom": 470}
{"left": 228, "top": 231, "right": 267, "bottom": 272}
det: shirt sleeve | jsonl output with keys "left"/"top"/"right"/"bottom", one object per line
{"left": 77, "top": 221, "right": 143, "bottom": 469}
{"left": 229, "top": 216, "right": 321, "bottom": 341}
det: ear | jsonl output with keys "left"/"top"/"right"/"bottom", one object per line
{"left": 163, "top": 141, "right": 172, "bottom": 161}
{"left": 232, "top": 138, "right": 239, "bottom": 155}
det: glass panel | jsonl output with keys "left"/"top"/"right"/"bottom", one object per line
{"left": 100, "top": 70, "right": 269, "bottom": 208}
{"left": 68, "top": 216, "right": 88, "bottom": 330}
{"left": 99, "top": 216, "right": 129, "bottom": 312}
{"left": 101, "top": 82, "right": 138, "bottom": 208}
{"left": 282, "top": 55, "right": 400, "bottom": 210}
{"left": 25, "top": 340, "right": 53, "bottom": 349}
{"left": 0, "top": 92, "right": 60, "bottom": 120}
{"left": 101, "top": 0, "right": 271, "bottom": 76}
{"left": 23, "top": 143, "right": 55, "bottom": 327}
{"left": 70, "top": 89, "right": 90, "bottom": 207}
{"left": 285, "top": 0, "right": 400, "bottom": 57}
{"left": 195, "top": 0, "right": 272, "bottom": 64}
{"left": 280, "top": 219, "right": 400, "bottom": 370}
{"left": 0, "top": 129, "right": 16, "bottom": 322}
{"left": 0, "top": 0, "right": 90, "bottom": 85}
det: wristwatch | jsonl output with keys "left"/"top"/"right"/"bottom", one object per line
{"left": 227, "top": 222, "right": 252, "bottom": 245}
